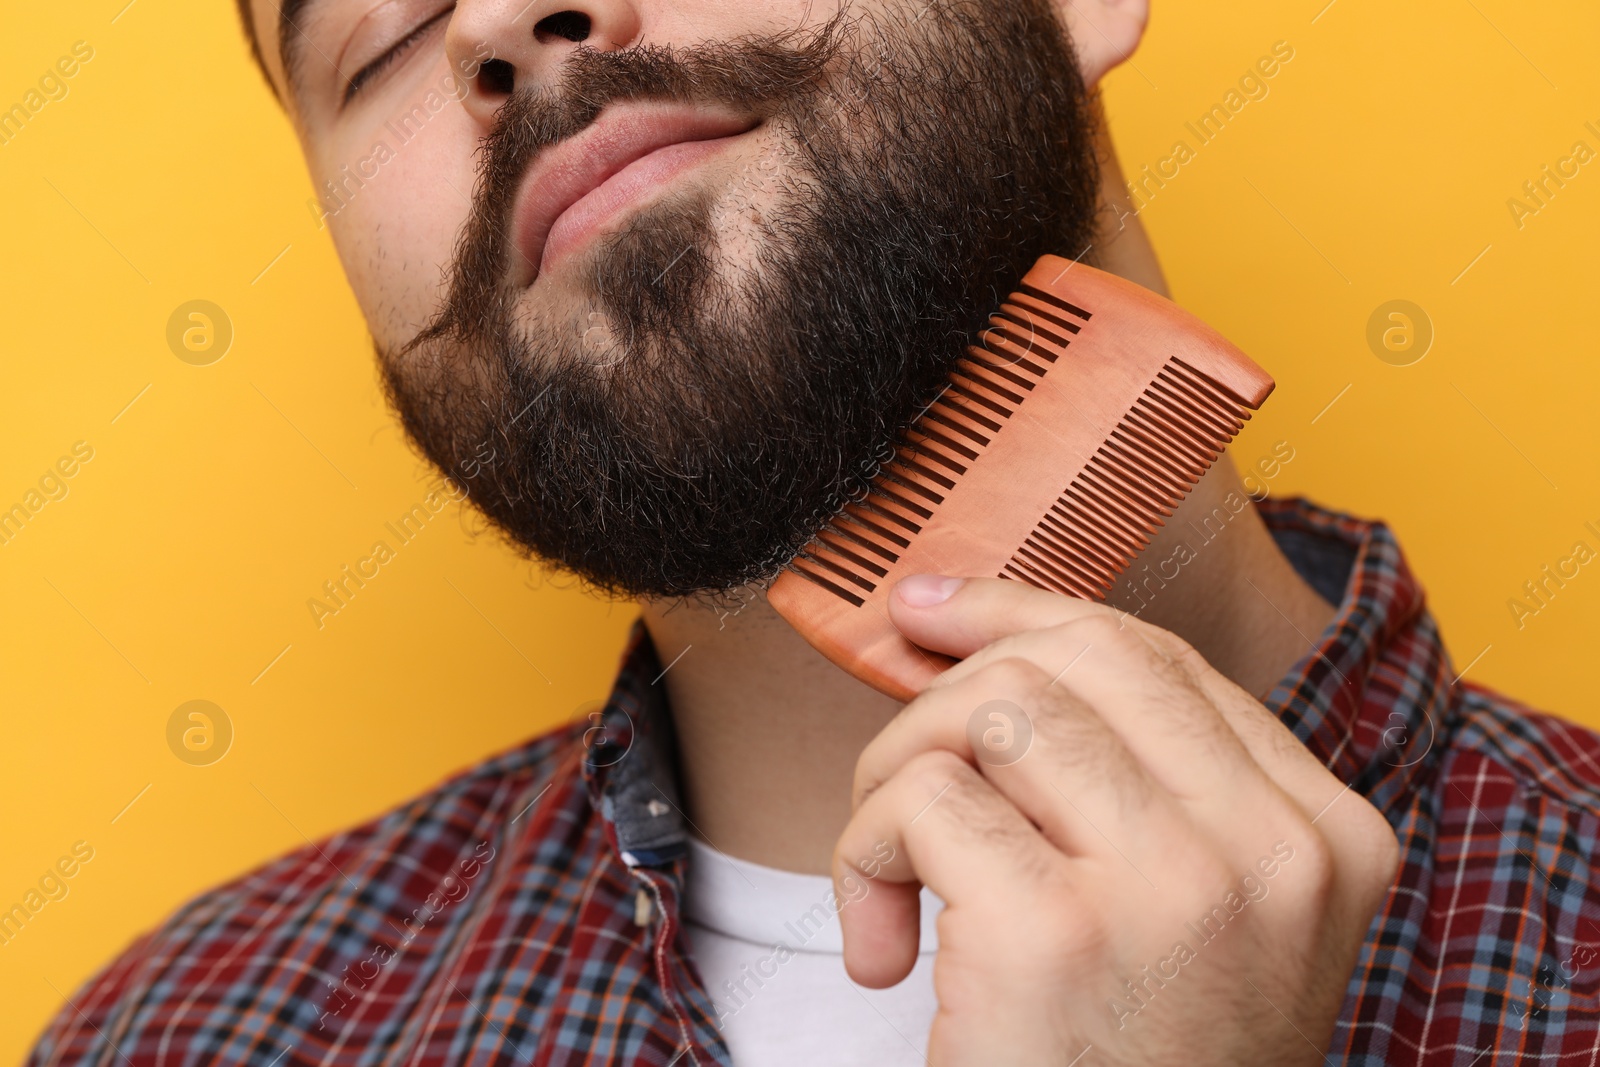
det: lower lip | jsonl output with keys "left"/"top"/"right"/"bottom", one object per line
{"left": 538, "top": 134, "right": 746, "bottom": 276}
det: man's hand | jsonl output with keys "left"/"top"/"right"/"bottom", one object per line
{"left": 833, "top": 575, "right": 1400, "bottom": 1066}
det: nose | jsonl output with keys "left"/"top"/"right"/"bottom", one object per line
{"left": 448, "top": 0, "right": 644, "bottom": 126}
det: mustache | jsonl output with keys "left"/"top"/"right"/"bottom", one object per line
{"left": 401, "top": 15, "right": 850, "bottom": 358}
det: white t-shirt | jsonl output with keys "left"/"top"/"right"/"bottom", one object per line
{"left": 681, "top": 837, "right": 943, "bottom": 1065}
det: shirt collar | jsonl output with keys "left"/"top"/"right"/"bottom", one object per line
{"left": 581, "top": 629, "right": 691, "bottom": 868}
{"left": 1256, "top": 496, "right": 1457, "bottom": 811}
{"left": 585, "top": 496, "right": 1455, "bottom": 859}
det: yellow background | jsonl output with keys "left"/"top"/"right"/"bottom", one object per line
{"left": 3, "top": 0, "right": 1597, "bottom": 1059}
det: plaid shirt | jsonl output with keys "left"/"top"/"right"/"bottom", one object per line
{"left": 28, "top": 497, "right": 1600, "bottom": 1065}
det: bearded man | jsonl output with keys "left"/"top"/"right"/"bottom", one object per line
{"left": 29, "top": 1, "right": 1600, "bottom": 1064}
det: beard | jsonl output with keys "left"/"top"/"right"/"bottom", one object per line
{"left": 381, "top": 0, "right": 1100, "bottom": 599}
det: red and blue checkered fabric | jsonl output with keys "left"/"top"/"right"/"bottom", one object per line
{"left": 27, "top": 498, "right": 1600, "bottom": 1065}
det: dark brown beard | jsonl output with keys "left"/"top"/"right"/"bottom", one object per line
{"left": 381, "top": 0, "right": 1100, "bottom": 599}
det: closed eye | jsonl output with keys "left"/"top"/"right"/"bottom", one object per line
{"left": 342, "top": 7, "right": 452, "bottom": 107}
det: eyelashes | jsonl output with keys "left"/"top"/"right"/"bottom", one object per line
{"left": 342, "top": 7, "right": 452, "bottom": 107}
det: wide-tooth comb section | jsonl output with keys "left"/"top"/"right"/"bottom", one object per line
{"left": 1017, "top": 280, "right": 1095, "bottom": 324}
{"left": 788, "top": 344, "right": 1025, "bottom": 602}
{"left": 1000, "top": 356, "right": 1250, "bottom": 598}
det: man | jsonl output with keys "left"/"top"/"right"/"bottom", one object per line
{"left": 28, "top": 0, "right": 1600, "bottom": 1063}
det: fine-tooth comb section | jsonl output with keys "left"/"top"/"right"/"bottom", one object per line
{"left": 1000, "top": 356, "right": 1249, "bottom": 599}
{"left": 768, "top": 257, "right": 1275, "bottom": 702}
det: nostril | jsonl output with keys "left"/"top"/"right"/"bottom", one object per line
{"left": 534, "top": 11, "right": 592, "bottom": 44}
{"left": 478, "top": 58, "right": 515, "bottom": 95}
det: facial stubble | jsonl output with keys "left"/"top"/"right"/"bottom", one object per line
{"left": 382, "top": 0, "right": 1101, "bottom": 599}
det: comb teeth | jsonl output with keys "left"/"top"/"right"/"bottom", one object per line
{"left": 999, "top": 356, "right": 1249, "bottom": 598}
{"left": 793, "top": 350, "right": 1256, "bottom": 608}
{"left": 790, "top": 293, "right": 1092, "bottom": 604}
{"left": 768, "top": 258, "right": 1276, "bottom": 702}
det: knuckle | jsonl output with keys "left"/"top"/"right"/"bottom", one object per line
{"left": 870, "top": 681, "right": 964, "bottom": 767}
{"left": 900, "top": 750, "right": 1029, "bottom": 837}
{"left": 1351, "top": 798, "right": 1402, "bottom": 892}
{"left": 1028, "top": 883, "right": 1105, "bottom": 963}
{"left": 851, "top": 760, "right": 885, "bottom": 809}
{"left": 973, "top": 655, "right": 1052, "bottom": 693}
{"left": 967, "top": 659, "right": 1125, "bottom": 773}
{"left": 902, "top": 747, "right": 975, "bottom": 794}
{"left": 1032, "top": 698, "right": 1127, "bottom": 775}
{"left": 1144, "top": 636, "right": 1205, "bottom": 692}
{"left": 1161, "top": 632, "right": 1212, "bottom": 676}
{"left": 1373, "top": 819, "right": 1402, "bottom": 884}
{"left": 1182, "top": 850, "right": 1244, "bottom": 911}
{"left": 1289, "top": 830, "right": 1337, "bottom": 903}
{"left": 1297, "top": 823, "right": 1334, "bottom": 874}
{"left": 1058, "top": 613, "right": 1136, "bottom": 652}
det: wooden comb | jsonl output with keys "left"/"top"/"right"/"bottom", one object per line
{"left": 767, "top": 256, "right": 1274, "bottom": 701}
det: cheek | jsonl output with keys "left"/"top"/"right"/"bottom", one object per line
{"left": 319, "top": 106, "right": 479, "bottom": 349}
{"left": 674, "top": 0, "right": 830, "bottom": 40}
{"left": 706, "top": 125, "right": 807, "bottom": 268}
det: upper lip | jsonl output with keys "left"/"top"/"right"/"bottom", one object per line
{"left": 509, "top": 103, "right": 760, "bottom": 284}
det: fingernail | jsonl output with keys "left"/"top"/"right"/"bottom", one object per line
{"left": 897, "top": 574, "right": 964, "bottom": 607}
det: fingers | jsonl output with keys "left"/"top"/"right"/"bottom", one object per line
{"left": 889, "top": 575, "right": 1354, "bottom": 830}
{"left": 854, "top": 656, "right": 1180, "bottom": 872}
{"left": 834, "top": 748, "right": 1072, "bottom": 988}
{"left": 890, "top": 573, "right": 1112, "bottom": 661}
{"left": 894, "top": 578, "right": 1277, "bottom": 816}
{"left": 839, "top": 573, "right": 1398, "bottom": 1063}
{"left": 833, "top": 876, "right": 922, "bottom": 991}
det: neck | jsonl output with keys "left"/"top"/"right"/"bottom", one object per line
{"left": 638, "top": 456, "right": 1336, "bottom": 875}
